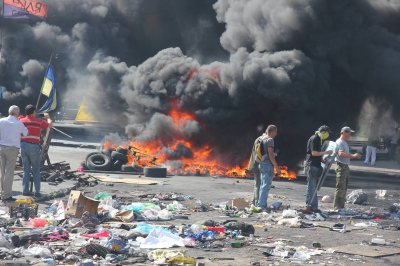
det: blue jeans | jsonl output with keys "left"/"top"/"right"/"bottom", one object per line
{"left": 306, "top": 165, "right": 322, "bottom": 210}
{"left": 21, "top": 142, "right": 41, "bottom": 194}
{"left": 257, "top": 162, "right": 273, "bottom": 208}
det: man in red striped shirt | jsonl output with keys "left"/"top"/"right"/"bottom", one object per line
{"left": 19, "top": 105, "right": 52, "bottom": 197}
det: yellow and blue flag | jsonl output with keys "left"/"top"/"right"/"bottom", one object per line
{"left": 38, "top": 65, "right": 56, "bottom": 113}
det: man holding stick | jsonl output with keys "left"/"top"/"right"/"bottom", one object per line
{"left": 20, "top": 104, "right": 52, "bottom": 197}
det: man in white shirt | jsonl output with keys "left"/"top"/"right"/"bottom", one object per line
{"left": 0, "top": 105, "right": 28, "bottom": 201}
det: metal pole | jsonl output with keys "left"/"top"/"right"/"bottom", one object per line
{"left": 52, "top": 126, "right": 73, "bottom": 139}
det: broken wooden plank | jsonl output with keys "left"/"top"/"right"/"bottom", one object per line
{"left": 92, "top": 175, "right": 158, "bottom": 185}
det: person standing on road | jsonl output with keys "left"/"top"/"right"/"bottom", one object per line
{"left": 247, "top": 133, "right": 263, "bottom": 206}
{"left": 390, "top": 128, "right": 399, "bottom": 161}
{"left": 301, "top": 125, "right": 333, "bottom": 214}
{"left": 19, "top": 105, "right": 52, "bottom": 197}
{"left": 257, "top": 125, "right": 281, "bottom": 210}
{"left": 364, "top": 135, "right": 379, "bottom": 166}
{"left": 334, "top": 127, "right": 361, "bottom": 210}
{"left": 0, "top": 106, "right": 28, "bottom": 201}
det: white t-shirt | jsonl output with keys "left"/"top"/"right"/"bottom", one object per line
{"left": 335, "top": 138, "right": 350, "bottom": 165}
{"left": 0, "top": 116, "right": 28, "bottom": 148}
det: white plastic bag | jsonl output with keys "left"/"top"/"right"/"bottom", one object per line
{"left": 140, "top": 228, "right": 185, "bottom": 249}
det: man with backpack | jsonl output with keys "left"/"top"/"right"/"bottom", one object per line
{"left": 256, "top": 125, "right": 281, "bottom": 210}
{"left": 301, "top": 125, "right": 333, "bottom": 214}
{"left": 247, "top": 134, "right": 263, "bottom": 206}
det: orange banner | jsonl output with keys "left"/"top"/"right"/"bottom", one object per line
{"left": 4, "top": 0, "right": 48, "bottom": 18}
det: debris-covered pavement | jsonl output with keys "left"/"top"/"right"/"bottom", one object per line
{"left": 0, "top": 146, "right": 399, "bottom": 265}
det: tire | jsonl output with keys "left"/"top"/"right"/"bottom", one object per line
{"left": 85, "top": 152, "right": 99, "bottom": 163}
{"left": 101, "top": 148, "right": 113, "bottom": 157}
{"left": 144, "top": 167, "right": 167, "bottom": 178}
{"left": 86, "top": 153, "right": 113, "bottom": 171}
{"left": 112, "top": 160, "right": 123, "bottom": 171}
{"left": 111, "top": 151, "right": 128, "bottom": 164}
{"left": 116, "top": 147, "right": 128, "bottom": 155}
{"left": 132, "top": 162, "right": 144, "bottom": 172}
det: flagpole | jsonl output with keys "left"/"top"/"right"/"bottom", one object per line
{"left": 36, "top": 52, "right": 54, "bottom": 109}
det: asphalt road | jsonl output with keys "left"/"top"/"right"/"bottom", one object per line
{"left": 46, "top": 145, "right": 400, "bottom": 265}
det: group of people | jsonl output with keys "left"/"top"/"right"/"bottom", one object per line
{"left": 0, "top": 105, "right": 52, "bottom": 202}
{"left": 248, "top": 124, "right": 361, "bottom": 213}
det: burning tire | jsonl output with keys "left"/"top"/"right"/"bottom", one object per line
{"left": 116, "top": 147, "right": 128, "bottom": 155}
{"left": 121, "top": 163, "right": 144, "bottom": 173}
{"left": 121, "top": 165, "right": 134, "bottom": 172}
{"left": 111, "top": 151, "right": 128, "bottom": 164}
{"left": 101, "top": 148, "right": 113, "bottom": 157}
{"left": 132, "top": 162, "right": 144, "bottom": 172}
{"left": 86, "top": 153, "right": 113, "bottom": 171}
{"left": 143, "top": 167, "right": 167, "bottom": 178}
{"left": 112, "top": 160, "right": 123, "bottom": 171}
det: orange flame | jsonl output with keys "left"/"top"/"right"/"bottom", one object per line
{"left": 103, "top": 101, "right": 297, "bottom": 179}
{"left": 275, "top": 165, "right": 297, "bottom": 180}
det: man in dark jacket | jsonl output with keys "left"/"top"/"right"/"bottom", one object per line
{"left": 301, "top": 125, "right": 332, "bottom": 214}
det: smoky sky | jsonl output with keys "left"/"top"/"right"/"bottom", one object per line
{"left": 1, "top": 0, "right": 400, "bottom": 168}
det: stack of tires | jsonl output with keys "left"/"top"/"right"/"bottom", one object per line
{"left": 85, "top": 147, "right": 129, "bottom": 171}
{"left": 85, "top": 147, "right": 168, "bottom": 176}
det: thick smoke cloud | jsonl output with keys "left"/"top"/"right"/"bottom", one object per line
{"left": 1, "top": 0, "right": 400, "bottom": 168}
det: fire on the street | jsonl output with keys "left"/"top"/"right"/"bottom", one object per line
{"left": 104, "top": 101, "right": 297, "bottom": 179}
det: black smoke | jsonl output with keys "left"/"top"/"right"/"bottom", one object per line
{"left": 1, "top": 0, "right": 400, "bottom": 169}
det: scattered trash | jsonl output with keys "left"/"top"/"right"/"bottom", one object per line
{"left": 270, "top": 201, "right": 282, "bottom": 210}
{"left": 66, "top": 190, "right": 100, "bottom": 218}
{"left": 282, "top": 209, "right": 298, "bottom": 218}
{"left": 371, "top": 238, "right": 386, "bottom": 245}
{"left": 376, "top": 190, "right": 387, "bottom": 198}
{"left": 347, "top": 190, "right": 368, "bottom": 205}
{"left": 304, "top": 213, "right": 326, "bottom": 221}
{"left": 330, "top": 223, "right": 350, "bottom": 233}
{"left": 312, "top": 242, "right": 322, "bottom": 248}
{"left": 231, "top": 198, "right": 250, "bottom": 209}
{"left": 321, "top": 195, "right": 333, "bottom": 203}
{"left": 140, "top": 228, "right": 185, "bottom": 249}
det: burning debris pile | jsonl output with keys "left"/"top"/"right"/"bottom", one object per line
{"left": 82, "top": 101, "right": 297, "bottom": 179}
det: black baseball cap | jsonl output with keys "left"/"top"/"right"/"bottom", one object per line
{"left": 318, "top": 125, "right": 331, "bottom": 133}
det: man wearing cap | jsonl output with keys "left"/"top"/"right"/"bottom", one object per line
{"left": 0, "top": 106, "right": 28, "bottom": 201}
{"left": 334, "top": 127, "right": 361, "bottom": 210}
{"left": 302, "top": 125, "right": 333, "bottom": 214}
